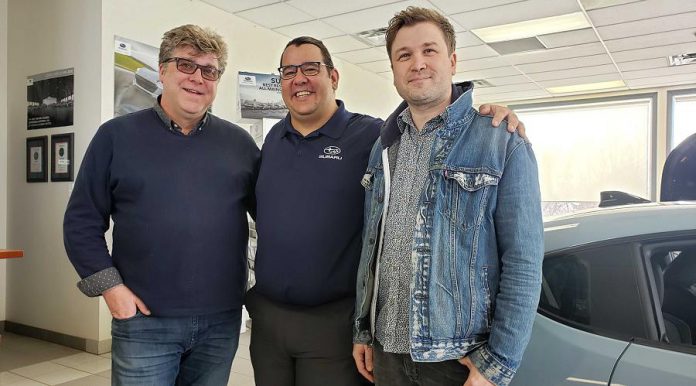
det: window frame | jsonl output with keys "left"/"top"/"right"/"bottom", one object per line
{"left": 666, "top": 88, "right": 696, "bottom": 152}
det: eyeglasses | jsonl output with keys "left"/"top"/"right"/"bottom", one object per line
{"left": 277, "top": 62, "right": 331, "bottom": 80}
{"left": 163, "top": 57, "right": 224, "bottom": 81}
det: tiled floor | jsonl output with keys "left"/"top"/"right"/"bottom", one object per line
{"left": 0, "top": 331, "right": 255, "bottom": 385}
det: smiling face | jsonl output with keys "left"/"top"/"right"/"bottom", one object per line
{"left": 280, "top": 44, "right": 339, "bottom": 128}
{"left": 390, "top": 22, "right": 457, "bottom": 112}
{"left": 158, "top": 45, "right": 219, "bottom": 127}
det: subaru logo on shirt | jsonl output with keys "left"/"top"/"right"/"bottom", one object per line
{"left": 319, "top": 146, "right": 343, "bottom": 160}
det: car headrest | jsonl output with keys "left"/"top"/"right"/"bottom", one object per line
{"left": 664, "top": 250, "right": 696, "bottom": 289}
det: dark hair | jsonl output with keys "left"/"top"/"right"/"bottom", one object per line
{"left": 160, "top": 24, "right": 228, "bottom": 70}
{"left": 385, "top": 6, "right": 456, "bottom": 60}
{"left": 280, "top": 36, "right": 335, "bottom": 70}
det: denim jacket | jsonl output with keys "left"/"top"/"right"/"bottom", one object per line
{"left": 353, "top": 82, "right": 543, "bottom": 386}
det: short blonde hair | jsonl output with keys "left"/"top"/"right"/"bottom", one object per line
{"left": 159, "top": 24, "right": 228, "bottom": 70}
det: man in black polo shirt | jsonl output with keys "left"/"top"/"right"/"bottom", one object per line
{"left": 247, "top": 36, "right": 523, "bottom": 386}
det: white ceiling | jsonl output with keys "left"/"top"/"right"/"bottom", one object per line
{"left": 201, "top": 0, "right": 696, "bottom": 103}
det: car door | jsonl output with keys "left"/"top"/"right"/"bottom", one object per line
{"left": 610, "top": 341, "right": 696, "bottom": 385}
{"left": 513, "top": 241, "right": 660, "bottom": 385}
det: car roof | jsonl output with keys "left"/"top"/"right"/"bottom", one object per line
{"left": 543, "top": 202, "right": 696, "bottom": 253}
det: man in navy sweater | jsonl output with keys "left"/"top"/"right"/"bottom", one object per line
{"left": 63, "top": 25, "right": 259, "bottom": 385}
{"left": 247, "top": 36, "right": 524, "bottom": 386}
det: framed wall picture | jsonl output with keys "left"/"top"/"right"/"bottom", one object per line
{"left": 26, "top": 136, "right": 48, "bottom": 182}
{"left": 51, "top": 133, "right": 74, "bottom": 182}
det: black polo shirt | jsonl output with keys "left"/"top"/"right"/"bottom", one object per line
{"left": 254, "top": 100, "right": 382, "bottom": 306}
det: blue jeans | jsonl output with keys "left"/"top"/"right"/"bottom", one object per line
{"left": 111, "top": 309, "right": 241, "bottom": 386}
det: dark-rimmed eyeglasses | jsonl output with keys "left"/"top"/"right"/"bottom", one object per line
{"left": 278, "top": 62, "right": 331, "bottom": 80}
{"left": 163, "top": 57, "right": 224, "bottom": 81}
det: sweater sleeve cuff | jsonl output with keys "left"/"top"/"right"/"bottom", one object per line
{"left": 77, "top": 267, "right": 123, "bottom": 297}
{"left": 468, "top": 344, "right": 515, "bottom": 386}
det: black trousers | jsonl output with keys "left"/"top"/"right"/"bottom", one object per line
{"left": 373, "top": 341, "right": 470, "bottom": 386}
{"left": 245, "top": 288, "right": 368, "bottom": 386}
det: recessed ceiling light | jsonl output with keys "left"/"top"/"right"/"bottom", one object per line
{"left": 546, "top": 80, "right": 626, "bottom": 94}
{"left": 471, "top": 12, "right": 591, "bottom": 43}
{"left": 669, "top": 53, "right": 696, "bottom": 67}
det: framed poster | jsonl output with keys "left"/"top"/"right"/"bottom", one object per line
{"left": 51, "top": 133, "right": 74, "bottom": 182}
{"left": 238, "top": 72, "right": 287, "bottom": 119}
{"left": 114, "top": 36, "right": 161, "bottom": 117}
{"left": 27, "top": 68, "right": 74, "bottom": 129}
{"left": 26, "top": 136, "right": 48, "bottom": 182}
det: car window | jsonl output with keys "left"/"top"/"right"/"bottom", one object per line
{"left": 646, "top": 243, "right": 696, "bottom": 347}
{"left": 540, "top": 243, "right": 653, "bottom": 340}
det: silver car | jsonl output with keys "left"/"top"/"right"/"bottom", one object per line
{"left": 512, "top": 202, "right": 696, "bottom": 385}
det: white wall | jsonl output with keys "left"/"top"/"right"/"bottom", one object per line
{"left": 1, "top": 0, "right": 9, "bottom": 324}
{"left": 6, "top": 0, "right": 103, "bottom": 342}
{"left": 100, "top": 0, "right": 400, "bottom": 125}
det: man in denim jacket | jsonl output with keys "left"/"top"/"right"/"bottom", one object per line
{"left": 352, "top": 7, "right": 544, "bottom": 386}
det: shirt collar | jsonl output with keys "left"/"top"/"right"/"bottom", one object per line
{"left": 282, "top": 100, "right": 350, "bottom": 139}
{"left": 397, "top": 107, "right": 446, "bottom": 136}
{"left": 154, "top": 95, "right": 208, "bottom": 135}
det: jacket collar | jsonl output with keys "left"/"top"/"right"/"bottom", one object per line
{"left": 380, "top": 81, "right": 474, "bottom": 148}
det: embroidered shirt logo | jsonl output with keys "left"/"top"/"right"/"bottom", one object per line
{"left": 319, "top": 146, "right": 343, "bottom": 160}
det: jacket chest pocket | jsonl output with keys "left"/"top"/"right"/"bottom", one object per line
{"left": 439, "top": 170, "right": 499, "bottom": 230}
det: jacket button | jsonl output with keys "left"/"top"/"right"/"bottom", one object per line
{"left": 377, "top": 195, "right": 383, "bottom": 203}
{"left": 369, "top": 238, "right": 375, "bottom": 244}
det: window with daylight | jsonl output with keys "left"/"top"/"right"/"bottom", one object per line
{"left": 668, "top": 90, "right": 696, "bottom": 151}
{"left": 513, "top": 95, "right": 655, "bottom": 217}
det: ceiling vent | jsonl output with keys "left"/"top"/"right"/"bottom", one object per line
{"left": 669, "top": 53, "right": 696, "bottom": 67}
{"left": 472, "top": 79, "right": 494, "bottom": 88}
{"left": 354, "top": 27, "right": 387, "bottom": 47}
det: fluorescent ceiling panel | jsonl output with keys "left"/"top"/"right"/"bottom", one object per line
{"left": 471, "top": 12, "right": 591, "bottom": 43}
{"left": 546, "top": 80, "right": 626, "bottom": 94}
{"left": 451, "top": 0, "right": 582, "bottom": 31}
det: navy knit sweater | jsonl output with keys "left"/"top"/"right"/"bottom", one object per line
{"left": 63, "top": 109, "right": 260, "bottom": 316}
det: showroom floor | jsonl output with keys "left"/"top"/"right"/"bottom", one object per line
{"left": 0, "top": 331, "right": 255, "bottom": 385}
